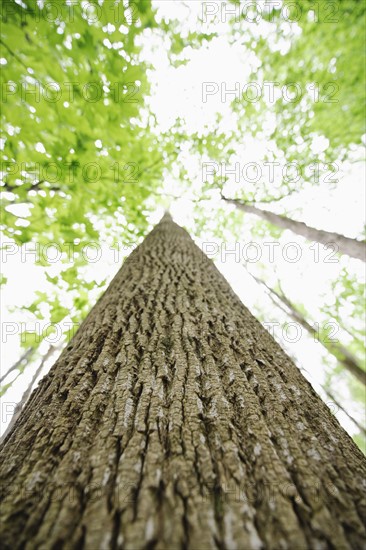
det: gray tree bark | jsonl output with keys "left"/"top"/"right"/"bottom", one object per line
{"left": 1, "top": 213, "right": 365, "bottom": 550}
{"left": 223, "top": 197, "right": 366, "bottom": 262}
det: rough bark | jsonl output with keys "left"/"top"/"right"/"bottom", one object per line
{"left": 0, "top": 213, "right": 365, "bottom": 550}
{"left": 223, "top": 197, "right": 366, "bottom": 262}
{"left": 252, "top": 274, "right": 366, "bottom": 387}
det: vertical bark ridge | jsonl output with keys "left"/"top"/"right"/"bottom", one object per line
{"left": 1, "top": 215, "right": 365, "bottom": 549}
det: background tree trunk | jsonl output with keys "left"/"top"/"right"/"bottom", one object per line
{"left": 1, "top": 345, "right": 58, "bottom": 442}
{"left": 252, "top": 274, "right": 366, "bottom": 386}
{"left": 223, "top": 197, "right": 366, "bottom": 262}
{"left": 0, "top": 347, "right": 34, "bottom": 384}
{"left": 1, "top": 213, "right": 365, "bottom": 550}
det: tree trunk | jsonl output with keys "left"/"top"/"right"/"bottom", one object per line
{"left": 252, "top": 274, "right": 366, "bottom": 387}
{"left": 1, "top": 213, "right": 365, "bottom": 550}
{"left": 323, "top": 388, "right": 366, "bottom": 439}
{"left": 0, "top": 347, "right": 33, "bottom": 384}
{"left": 223, "top": 197, "right": 366, "bottom": 262}
{"left": 1, "top": 345, "right": 58, "bottom": 442}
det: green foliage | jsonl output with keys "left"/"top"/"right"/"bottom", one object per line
{"left": 0, "top": 382, "right": 13, "bottom": 398}
{"left": 353, "top": 433, "right": 366, "bottom": 455}
{"left": 19, "top": 329, "right": 47, "bottom": 349}
{"left": 229, "top": 0, "right": 366, "bottom": 203}
{"left": 262, "top": 2, "right": 364, "bottom": 143}
{"left": 1, "top": 0, "right": 169, "bottom": 248}
{"left": 0, "top": 0, "right": 177, "bottom": 342}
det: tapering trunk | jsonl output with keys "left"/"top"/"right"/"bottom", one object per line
{"left": 254, "top": 275, "right": 366, "bottom": 386}
{"left": 1, "top": 214, "right": 365, "bottom": 550}
{"left": 223, "top": 197, "right": 366, "bottom": 262}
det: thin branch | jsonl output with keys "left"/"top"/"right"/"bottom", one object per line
{"left": 0, "top": 39, "right": 29, "bottom": 72}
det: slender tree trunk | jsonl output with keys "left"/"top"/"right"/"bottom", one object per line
{"left": 247, "top": 274, "right": 366, "bottom": 436}
{"left": 253, "top": 275, "right": 366, "bottom": 386}
{"left": 323, "top": 388, "right": 366, "bottom": 439}
{"left": 0, "top": 213, "right": 365, "bottom": 550}
{"left": 0, "top": 347, "right": 33, "bottom": 384}
{"left": 223, "top": 197, "right": 366, "bottom": 262}
{"left": 1, "top": 345, "right": 58, "bottom": 442}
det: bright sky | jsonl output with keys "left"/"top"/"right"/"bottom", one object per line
{"left": 1, "top": 0, "right": 365, "bottom": 439}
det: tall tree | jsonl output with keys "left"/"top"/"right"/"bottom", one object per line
{"left": 1, "top": 214, "right": 365, "bottom": 549}
{"left": 223, "top": 196, "right": 366, "bottom": 261}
